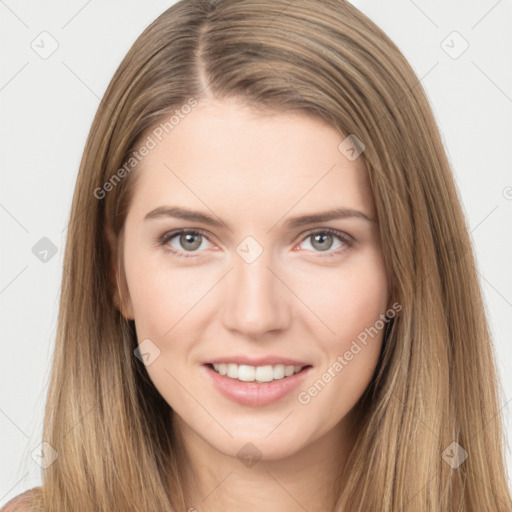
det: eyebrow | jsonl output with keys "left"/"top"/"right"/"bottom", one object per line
{"left": 143, "top": 206, "right": 376, "bottom": 230}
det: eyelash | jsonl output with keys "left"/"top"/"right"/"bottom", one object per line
{"left": 156, "top": 228, "right": 354, "bottom": 259}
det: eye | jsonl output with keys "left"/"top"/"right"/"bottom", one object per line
{"left": 157, "top": 229, "right": 214, "bottom": 258}
{"left": 296, "top": 228, "right": 353, "bottom": 256}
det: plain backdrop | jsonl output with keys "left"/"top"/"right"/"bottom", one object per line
{"left": 1, "top": 0, "right": 511, "bottom": 504}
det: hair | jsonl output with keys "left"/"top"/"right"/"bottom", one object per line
{"left": 21, "top": 0, "right": 511, "bottom": 510}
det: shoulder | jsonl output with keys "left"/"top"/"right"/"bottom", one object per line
{"left": 2, "top": 488, "right": 38, "bottom": 511}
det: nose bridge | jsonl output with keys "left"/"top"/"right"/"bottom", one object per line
{"left": 221, "top": 242, "right": 290, "bottom": 336}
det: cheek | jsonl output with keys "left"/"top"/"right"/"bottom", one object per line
{"left": 299, "top": 249, "right": 389, "bottom": 345}
{"left": 126, "top": 266, "right": 173, "bottom": 336}
{"left": 124, "top": 246, "right": 207, "bottom": 337}
{"left": 124, "top": 256, "right": 204, "bottom": 401}
{"left": 333, "top": 275, "right": 388, "bottom": 349}
{"left": 297, "top": 281, "right": 388, "bottom": 426}
{"left": 303, "top": 253, "right": 388, "bottom": 411}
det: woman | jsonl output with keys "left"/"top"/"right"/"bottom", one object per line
{"left": 5, "top": 0, "right": 511, "bottom": 510}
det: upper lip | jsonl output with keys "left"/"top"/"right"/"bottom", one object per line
{"left": 205, "top": 356, "right": 311, "bottom": 367}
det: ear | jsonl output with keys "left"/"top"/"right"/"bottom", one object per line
{"left": 105, "top": 223, "right": 135, "bottom": 320}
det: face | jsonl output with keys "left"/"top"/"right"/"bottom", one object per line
{"left": 116, "top": 97, "right": 390, "bottom": 461}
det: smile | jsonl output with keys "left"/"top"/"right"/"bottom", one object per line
{"left": 210, "top": 363, "right": 305, "bottom": 382}
{"left": 203, "top": 363, "right": 313, "bottom": 407}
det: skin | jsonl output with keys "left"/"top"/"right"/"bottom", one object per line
{"left": 113, "top": 97, "right": 390, "bottom": 512}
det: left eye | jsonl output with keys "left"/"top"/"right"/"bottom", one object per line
{"left": 298, "top": 229, "right": 351, "bottom": 254}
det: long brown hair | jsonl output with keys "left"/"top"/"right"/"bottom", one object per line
{"left": 24, "top": 0, "right": 512, "bottom": 510}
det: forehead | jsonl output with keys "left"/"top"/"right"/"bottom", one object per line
{"left": 127, "top": 99, "right": 375, "bottom": 225}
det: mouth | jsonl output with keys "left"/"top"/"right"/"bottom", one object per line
{"left": 202, "top": 362, "right": 313, "bottom": 407}
{"left": 205, "top": 362, "right": 311, "bottom": 383}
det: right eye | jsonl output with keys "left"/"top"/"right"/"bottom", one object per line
{"left": 157, "top": 229, "right": 215, "bottom": 258}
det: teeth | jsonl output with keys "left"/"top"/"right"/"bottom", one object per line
{"left": 212, "top": 363, "right": 304, "bottom": 382}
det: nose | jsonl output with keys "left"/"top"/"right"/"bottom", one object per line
{"left": 221, "top": 247, "right": 291, "bottom": 338}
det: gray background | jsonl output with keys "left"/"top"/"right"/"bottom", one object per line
{"left": 1, "top": 0, "right": 511, "bottom": 503}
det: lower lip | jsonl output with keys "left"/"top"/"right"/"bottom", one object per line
{"left": 202, "top": 364, "right": 313, "bottom": 407}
